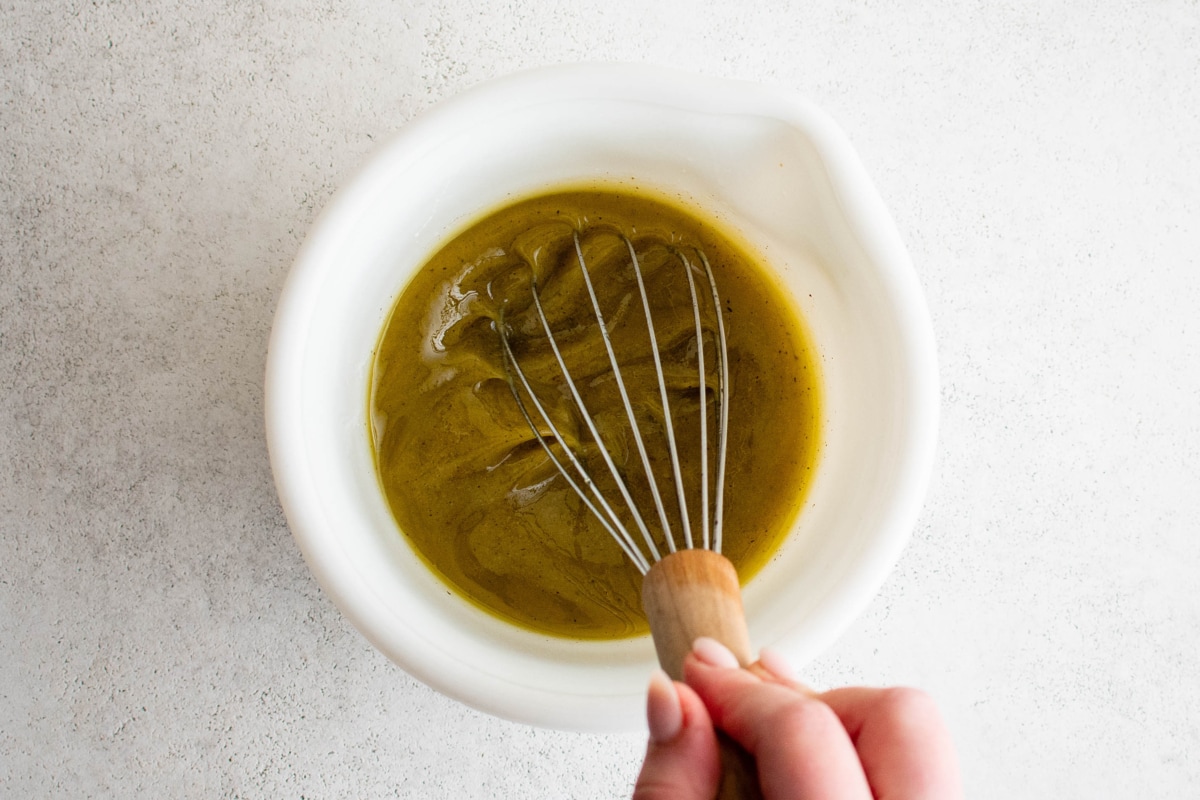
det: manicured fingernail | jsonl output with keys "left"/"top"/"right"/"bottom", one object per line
{"left": 758, "top": 647, "right": 796, "bottom": 681}
{"left": 646, "top": 669, "right": 683, "bottom": 743}
{"left": 692, "top": 637, "right": 740, "bottom": 669}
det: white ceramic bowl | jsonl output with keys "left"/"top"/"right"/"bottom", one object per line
{"left": 265, "top": 63, "right": 938, "bottom": 732}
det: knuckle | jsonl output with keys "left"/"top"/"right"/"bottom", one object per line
{"left": 875, "top": 686, "right": 941, "bottom": 728}
{"left": 772, "top": 695, "right": 844, "bottom": 740}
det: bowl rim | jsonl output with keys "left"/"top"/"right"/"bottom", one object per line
{"left": 265, "top": 62, "right": 939, "bottom": 731}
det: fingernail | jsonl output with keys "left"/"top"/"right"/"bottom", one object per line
{"left": 692, "top": 637, "right": 740, "bottom": 669}
{"left": 758, "top": 647, "right": 796, "bottom": 681}
{"left": 646, "top": 669, "right": 683, "bottom": 743}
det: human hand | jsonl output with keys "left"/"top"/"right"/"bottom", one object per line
{"left": 632, "top": 638, "right": 962, "bottom": 800}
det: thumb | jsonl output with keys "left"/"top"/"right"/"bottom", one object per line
{"left": 632, "top": 670, "right": 721, "bottom": 800}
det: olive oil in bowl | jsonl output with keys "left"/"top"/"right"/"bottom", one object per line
{"left": 369, "top": 188, "right": 822, "bottom": 639}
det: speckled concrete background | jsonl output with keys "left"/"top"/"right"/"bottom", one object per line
{"left": 2, "top": 1, "right": 1198, "bottom": 797}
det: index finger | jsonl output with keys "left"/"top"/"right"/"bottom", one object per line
{"left": 683, "top": 647, "right": 873, "bottom": 800}
{"left": 820, "top": 687, "right": 963, "bottom": 800}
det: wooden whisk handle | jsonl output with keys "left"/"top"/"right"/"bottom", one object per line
{"left": 642, "top": 550, "right": 752, "bottom": 677}
{"left": 642, "top": 550, "right": 763, "bottom": 800}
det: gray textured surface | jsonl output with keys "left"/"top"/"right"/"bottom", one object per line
{"left": 3, "top": 1, "right": 1199, "bottom": 797}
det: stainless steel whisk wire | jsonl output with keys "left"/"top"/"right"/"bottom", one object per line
{"left": 498, "top": 230, "right": 730, "bottom": 575}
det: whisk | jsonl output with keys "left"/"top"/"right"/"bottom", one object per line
{"left": 498, "top": 226, "right": 761, "bottom": 798}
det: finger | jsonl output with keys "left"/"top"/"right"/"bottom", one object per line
{"left": 684, "top": 640, "right": 873, "bottom": 800}
{"left": 746, "top": 647, "right": 814, "bottom": 695}
{"left": 632, "top": 670, "right": 721, "bottom": 800}
{"left": 819, "top": 687, "right": 963, "bottom": 800}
